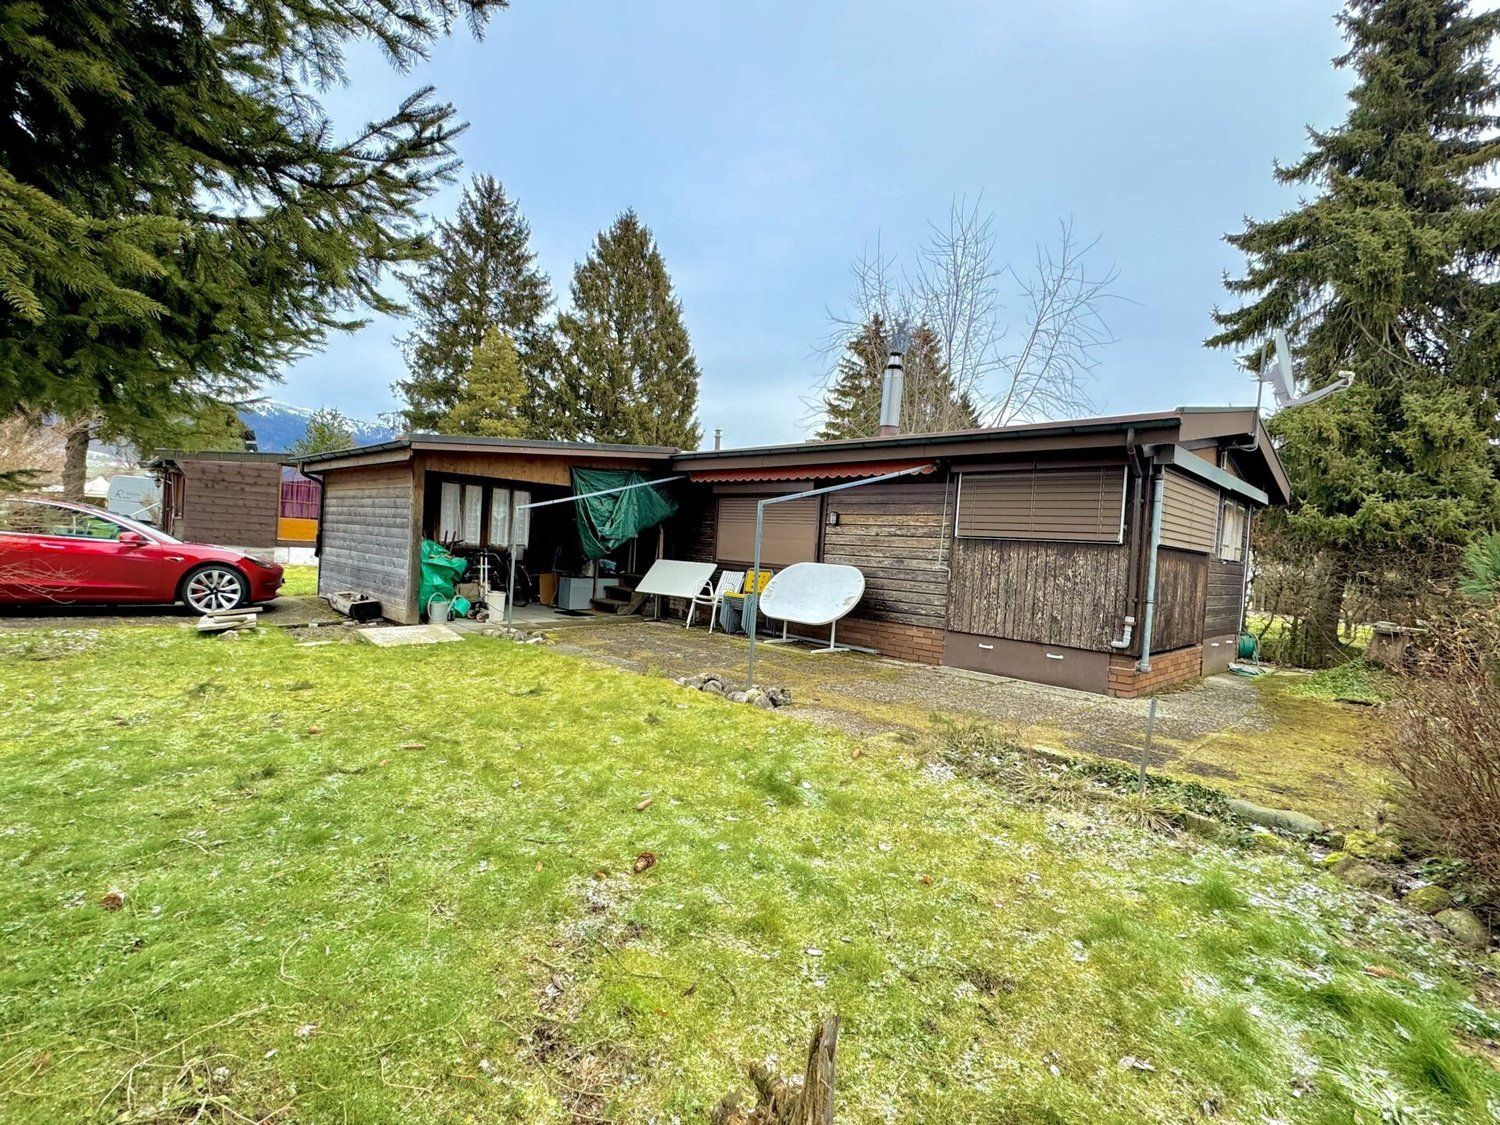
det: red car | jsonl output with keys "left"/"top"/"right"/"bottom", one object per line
{"left": 0, "top": 498, "right": 283, "bottom": 615}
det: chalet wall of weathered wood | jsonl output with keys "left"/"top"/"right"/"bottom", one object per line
{"left": 818, "top": 479, "right": 950, "bottom": 630}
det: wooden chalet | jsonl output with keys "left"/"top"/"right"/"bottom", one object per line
{"left": 299, "top": 407, "right": 1289, "bottom": 697}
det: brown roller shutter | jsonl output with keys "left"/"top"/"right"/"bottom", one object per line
{"left": 956, "top": 467, "right": 1124, "bottom": 543}
{"left": 1159, "top": 471, "right": 1218, "bottom": 554}
{"left": 715, "top": 496, "right": 820, "bottom": 566}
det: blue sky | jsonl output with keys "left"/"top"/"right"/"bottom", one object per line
{"left": 281, "top": 0, "right": 1354, "bottom": 447}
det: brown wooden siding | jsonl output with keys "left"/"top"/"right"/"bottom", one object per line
{"left": 178, "top": 461, "right": 280, "bottom": 548}
{"left": 955, "top": 467, "right": 1125, "bottom": 542}
{"left": 1159, "top": 471, "right": 1217, "bottom": 554}
{"left": 819, "top": 479, "right": 949, "bottom": 628}
{"left": 1204, "top": 559, "right": 1246, "bottom": 638}
{"left": 947, "top": 538, "right": 1131, "bottom": 650}
{"left": 317, "top": 464, "right": 415, "bottom": 621}
{"left": 1150, "top": 547, "right": 1208, "bottom": 652}
{"left": 417, "top": 451, "right": 654, "bottom": 488}
{"left": 715, "top": 496, "right": 820, "bottom": 566}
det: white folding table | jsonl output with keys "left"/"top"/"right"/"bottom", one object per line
{"left": 633, "top": 559, "right": 719, "bottom": 621}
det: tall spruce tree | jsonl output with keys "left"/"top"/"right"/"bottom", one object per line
{"left": 555, "top": 211, "right": 702, "bottom": 448}
{"left": 819, "top": 318, "right": 979, "bottom": 439}
{"left": 0, "top": 1, "right": 505, "bottom": 490}
{"left": 1209, "top": 0, "right": 1500, "bottom": 666}
{"left": 395, "top": 175, "right": 553, "bottom": 433}
{"left": 441, "top": 327, "right": 527, "bottom": 437}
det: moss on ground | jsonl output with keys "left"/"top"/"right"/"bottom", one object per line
{"left": 1172, "top": 676, "right": 1390, "bottom": 824}
{"left": 0, "top": 628, "right": 1495, "bottom": 1121}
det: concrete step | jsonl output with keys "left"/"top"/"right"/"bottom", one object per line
{"left": 590, "top": 591, "right": 648, "bottom": 616}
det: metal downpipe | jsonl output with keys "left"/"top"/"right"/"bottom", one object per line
{"left": 1136, "top": 468, "right": 1165, "bottom": 673}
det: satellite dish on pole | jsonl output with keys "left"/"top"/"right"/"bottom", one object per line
{"left": 1259, "top": 329, "right": 1355, "bottom": 410}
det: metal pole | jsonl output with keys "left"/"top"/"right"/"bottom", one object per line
{"left": 748, "top": 499, "right": 765, "bottom": 688}
{"left": 506, "top": 526, "right": 518, "bottom": 627}
{"left": 519, "top": 475, "right": 684, "bottom": 511}
{"left": 1138, "top": 697, "right": 1158, "bottom": 791}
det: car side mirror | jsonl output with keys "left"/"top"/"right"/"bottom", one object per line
{"left": 117, "top": 531, "right": 147, "bottom": 547}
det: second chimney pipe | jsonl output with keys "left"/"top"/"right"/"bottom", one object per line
{"left": 878, "top": 351, "right": 904, "bottom": 436}
{"left": 713, "top": 428, "right": 722, "bottom": 451}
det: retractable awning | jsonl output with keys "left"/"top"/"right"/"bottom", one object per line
{"left": 689, "top": 460, "right": 936, "bottom": 483}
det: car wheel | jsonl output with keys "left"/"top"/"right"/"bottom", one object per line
{"left": 181, "top": 564, "right": 249, "bottom": 615}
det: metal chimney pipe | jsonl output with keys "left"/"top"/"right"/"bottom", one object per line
{"left": 878, "top": 351, "right": 904, "bottom": 436}
{"left": 713, "top": 428, "right": 722, "bottom": 451}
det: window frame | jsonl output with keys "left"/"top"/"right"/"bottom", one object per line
{"left": 1216, "top": 497, "right": 1248, "bottom": 563}
{"left": 429, "top": 474, "right": 533, "bottom": 551}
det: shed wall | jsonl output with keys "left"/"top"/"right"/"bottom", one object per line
{"left": 317, "top": 464, "right": 415, "bottom": 622}
{"left": 416, "top": 451, "right": 659, "bottom": 487}
{"left": 178, "top": 461, "right": 280, "bottom": 548}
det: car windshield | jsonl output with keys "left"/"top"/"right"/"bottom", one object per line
{"left": 0, "top": 500, "right": 180, "bottom": 544}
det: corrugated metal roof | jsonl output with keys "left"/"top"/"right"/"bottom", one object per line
{"left": 689, "top": 460, "right": 936, "bottom": 483}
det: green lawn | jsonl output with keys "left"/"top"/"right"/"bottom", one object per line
{"left": 278, "top": 564, "right": 318, "bottom": 598}
{"left": 0, "top": 628, "right": 1494, "bottom": 1122}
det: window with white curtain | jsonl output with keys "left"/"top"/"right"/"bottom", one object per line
{"left": 438, "top": 481, "right": 462, "bottom": 542}
{"left": 511, "top": 489, "right": 531, "bottom": 548}
{"left": 462, "top": 484, "right": 484, "bottom": 544}
{"left": 488, "top": 488, "right": 510, "bottom": 546}
{"left": 436, "top": 480, "right": 534, "bottom": 549}
{"left": 1217, "top": 499, "right": 1248, "bottom": 562}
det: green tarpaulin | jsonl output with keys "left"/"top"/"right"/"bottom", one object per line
{"left": 571, "top": 469, "right": 678, "bottom": 560}
{"left": 418, "top": 539, "right": 468, "bottom": 620}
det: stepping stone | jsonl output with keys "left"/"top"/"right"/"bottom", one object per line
{"left": 357, "top": 624, "right": 463, "bottom": 647}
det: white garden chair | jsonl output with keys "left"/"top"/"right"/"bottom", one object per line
{"left": 687, "top": 569, "right": 744, "bottom": 632}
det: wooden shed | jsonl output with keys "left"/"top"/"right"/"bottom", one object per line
{"left": 302, "top": 408, "right": 1288, "bottom": 697}
{"left": 152, "top": 451, "right": 320, "bottom": 553}
{"left": 298, "top": 437, "right": 676, "bottom": 623}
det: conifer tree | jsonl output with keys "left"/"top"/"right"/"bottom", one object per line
{"left": 1209, "top": 0, "right": 1500, "bottom": 666}
{"left": 555, "top": 211, "right": 702, "bottom": 448}
{"left": 819, "top": 318, "right": 979, "bottom": 439}
{"left": 1, "top": 1, "right": 506, "bottom": 436}
{"left": 441, "top": 328, "right": 527, "bottom": 437}
{"left": 396, "top": 176, "right": 553, "bottom": 433}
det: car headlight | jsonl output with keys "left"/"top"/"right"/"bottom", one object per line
{"left": 243, "top": 555, "right": 275, "bottom": 569}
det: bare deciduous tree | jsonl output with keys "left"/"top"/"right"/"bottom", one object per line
{"left": 811, "top": 198, "right": 1119, "bottom": 436}
{"left": 0, "top": 413, "right": 64, "bottom": 492}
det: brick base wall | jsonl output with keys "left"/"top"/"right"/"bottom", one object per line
{"left": 787, "top": 616, "right": 945, "bottom": 665}
{"left": 1107, "top": 645, "right": 1203, "bottom": 698}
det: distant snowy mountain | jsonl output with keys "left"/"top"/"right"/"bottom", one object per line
{"left": 238, "top": 401, "right": 398, "bottom": 454}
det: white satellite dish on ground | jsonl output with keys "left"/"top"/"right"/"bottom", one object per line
{"left": 1259, "top": 329, "right": 1355, "bottom": 410}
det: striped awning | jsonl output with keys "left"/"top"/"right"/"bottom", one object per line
{"left": 688, "top": 460, "right": 936, "bottom": 484}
